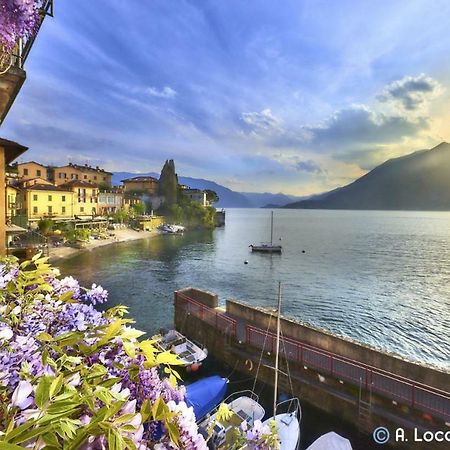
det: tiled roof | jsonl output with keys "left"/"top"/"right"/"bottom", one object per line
{"left": 26, "top": 184, "right": 73, "bottom": 192}
{"left": 121, "top": 176, "right": 159, "bottom": 183}
{"left": 59, "top": 180, "right": 98, "bottom": 188}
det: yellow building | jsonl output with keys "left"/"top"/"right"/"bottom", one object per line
{"left": 17, "top": 161, "right": 49, "bottom": 181}
{"left": 0, "top": 139, "right": 28, "bottom": 255}
{"left": 53, "top": 163, "right": 112, "bottom": 187}
{"left": 6, "top": 185, "right": 20, "bottom": 223}
{"left": 122, "top": 176, "right": 159, "bottom": 195}
{"left": 59, "top": 180, "right": 99, "bottom": 218}
{"left": 21, "top": 184, "right": 74, "bottom": 223}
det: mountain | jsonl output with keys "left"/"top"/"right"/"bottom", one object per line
{"left": 284, "top": 142, "right": 450, "bottom": 210}
{"left": 240, "top": 192, "right": 302, "bottom": 208}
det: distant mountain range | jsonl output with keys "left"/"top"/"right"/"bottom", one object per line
{"left": 284, "top": 142, "right": 450, "bottom": 210}
{"left": 112, "top": 172, "right": 302, "bottom": 208}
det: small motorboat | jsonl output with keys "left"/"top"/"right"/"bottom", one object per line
{"left": 159, "top": 224, "right": 185, "bottom": 234}
{"left": 153, "top": 329, "right": 207, "bottom": 370}
{"left": 199, "top": 390, "right": 265, "bottom": 449}
{"left": 185, "top": 375, "right": 229, "bottom": 421}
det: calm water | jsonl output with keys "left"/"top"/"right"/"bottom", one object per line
{"left": 59, "top": 209, "right": 450, "bottom": 370}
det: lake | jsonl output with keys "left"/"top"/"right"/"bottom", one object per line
{"left": 59, "top": 208, "right": 450, "bottom": 370}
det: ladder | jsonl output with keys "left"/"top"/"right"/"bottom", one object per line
{"left": 358, "top": 377, "right": 373, "bottom": 432}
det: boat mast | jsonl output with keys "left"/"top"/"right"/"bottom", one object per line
{"left": 270, "top": 211, "right": 274, "bottom": 245}
{"left": 273, "top": 281, "right": 282, "bottom": 417}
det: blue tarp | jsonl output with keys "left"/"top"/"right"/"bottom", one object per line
{"left": 185, "top": 376, "right": 228, "bottom": 421}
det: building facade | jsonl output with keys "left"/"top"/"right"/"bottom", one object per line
{"left": 20, "top": 184, "right": 74, "bottom": 223}
{"left": 59, "top": 180, "right": 99, "bottom": 218}
{"left": 98, "top": 190, "right": 123, "bottom": 215}
{"left": 122, "top": 176, "right": 159, "bottom": 195}
{"left": 52, "top": 163, "right": 112, "bottom": 187}
{"left": 183, "top": 188, "right": 208, "bottom": 207}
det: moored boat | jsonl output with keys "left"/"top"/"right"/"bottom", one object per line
{"left": 153, "top": 329, "right": 207, "bottom": 370}
{"left": 198, "top": 390, "right": 265, "bottom": 449}
{"left": 249, "top": 211, "right": 282, "bottom": 253}
{"left": 185, "top": 375, "right": 229, "bottom": 422}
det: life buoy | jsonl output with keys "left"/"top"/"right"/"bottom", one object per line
{"left": 245, "top": 359, "right": 253, "bottom": 371}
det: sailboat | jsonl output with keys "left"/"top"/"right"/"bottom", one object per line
{"left": 249, "top": 211, "right": 282, "bottom": 253}
{"left": 262, "top": 282, "right": 301, "bottom": 450}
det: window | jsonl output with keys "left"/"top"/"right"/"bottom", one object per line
{"left": 24, "top": 168, "right": 29, "bottom": 176}
{"left": 36, "top": 170, "right": 41, "bottom": 177}
{"left": 103, "top": 177, "right": 106, "bottom": 181}
{"left": 59, "top": 173, "right": 64, "bottom": 179}
{"left": 94, "top": 176, "right": 97, "bottom": 180}
{"left": 71, "top": 174, "right": 75, "bottom": 179}
{"left": 33, "top": 194, "right": 38, "bottom": 201}
{"left": 62, "top": 206, "right": 66, "bottom": 214}
{"left": 33, "top": 206, "right": 38, "bottom": 214}
{"left": 62, "top": 195, "right": 66, "bottom": 202}
{"left": 84, "top": 175, "right": 87, "bottom": 179}
{"left": 48, "top": 195, "right": 52, "bottom": 201}
{"left": 48, "top": 206, "right": 52, "bottom": 214}
{"left": 80, "top": 207, "right": 84, "bottom": 213}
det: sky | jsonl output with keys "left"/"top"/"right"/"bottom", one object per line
{"left": 2, "top": 0, "right": 450, "bottom": 195}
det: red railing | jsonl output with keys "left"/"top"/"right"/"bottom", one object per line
{"left": 246, "top": 325, "right": 450, "bottom": 421}
{"left": 175, "top": 292, "right": 237, "bottom": 337}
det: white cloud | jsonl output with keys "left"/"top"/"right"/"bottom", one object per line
{"left": 146, "top": 86, "right": 177, "bottom": 99}
{"left": 241, "top": 108, "right": 282, "bottom": 133}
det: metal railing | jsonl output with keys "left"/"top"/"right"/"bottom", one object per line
{"left": 246, "top": 325, "right": 450, "bottom": 421}
{"left": 175, "top": 292, "right": 450, "bottom": 421}
{"left": 175, "top": 292, "right": 237, "bottom": 337}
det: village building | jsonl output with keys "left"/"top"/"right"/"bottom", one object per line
{"left": 59, "top": 180, "right": 99, "bottom": 218}
{"left": 19, "top": 184, "right": 74, "bottom": 224}
{"left": 121, "top": 176, "right": 159, "bottom": 195}
{"left": 98, "top": 189, "right": 123, "bottom": 215}
{"left": 0, "top": 139, "right": 28, "bottom": 255}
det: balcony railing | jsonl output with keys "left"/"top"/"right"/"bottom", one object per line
{"left": 1, "top": 0, "right": 53, "bottom": 71}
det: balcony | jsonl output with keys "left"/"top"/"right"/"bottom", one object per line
{"left": 0, "top": 0, "right": 53, "bottom": 125}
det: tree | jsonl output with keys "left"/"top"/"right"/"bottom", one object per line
{"left": 131, "top": 201, "right": 146, "bottom": 216}
{"left": 158, "top": 159, "right": 178, "bottom": 208}
{"left": 205, "top": 189, "right": 219, "bottom": 204}
{"left": 37, "top": 218, "right": 53, "bottom": 235}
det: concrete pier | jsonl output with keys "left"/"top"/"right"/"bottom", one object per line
{"left": 174, "top": 287, "right": 450, "bottom": 449}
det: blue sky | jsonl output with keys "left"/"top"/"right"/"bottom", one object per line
{"left": 3, "top": 0, "right": 450, "bottom": 194}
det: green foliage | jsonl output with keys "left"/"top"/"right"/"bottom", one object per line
{"left": 130, "top": 201, "right": 146, "bottom": 216}
{"left": 65, "top": 228, "right": 91, "bottom": 242}
{"left": 37, "top": 219, "right": 54, "bottom": 235}
{"left": 205, "top": 189, "right": 219, "bottom": 204}
{"left": 158, "top": 160, "right": 178, "bottom": 207}
{"left": 111, "top": 208, "right": 130, "bottom": 224}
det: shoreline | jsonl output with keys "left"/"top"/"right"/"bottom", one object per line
{"left": 48, "top": 228, "right": 160, "bottom": 264}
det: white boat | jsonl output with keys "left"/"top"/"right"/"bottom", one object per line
{"left": 262, "top": 283, "right": 301, "bottom": 450}
{"left": 249, "top": 211, "right": 282, "bottom": 253}
{"left": 153, "top": 329, "right": 207, "bottom": 369}
{"left": 159, "top": 224, "right": 185, "bottom": 234}
{"left": 199, "top": 390, "right": 265, "bottom": 449}
{"left": 306, "top": 432, "right": 353, "bottom": 450}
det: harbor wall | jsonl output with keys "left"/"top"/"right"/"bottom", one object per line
{"left": 226, "top": 300, "right": 449, "bottom": 392}
{"left": 174, "top": 288, "right": 450, "bottom": 449}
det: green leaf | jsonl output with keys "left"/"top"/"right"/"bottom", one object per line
{"left": 4, "top": 420, "right": 35, "bottom": 441}
{"left": 10, "top": 425, "right": 52, "bottom": 444}
{"left": 122, "top": 340, "right": 136, "bottom": 358}
{"left": 36, "top": 332, "right": 53, "bottom": 342}
{"left": 140, "top": 399, "right": 151, "bottom": 422}
{"left": 49, "top": 374, "right": 64, "bottom": 399}
{"left": 166, "top": 421, "right": 180, "bottom": 446}
{"left": 0, "top": 443, "right": 26, "bottom": 450}
{"left": 35, "top": 376, "right": 53, "bottom": 409}
{"left": 42, "top": 432, "right": 60, "bottom": 447}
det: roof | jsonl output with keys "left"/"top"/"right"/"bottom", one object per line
{"left": 59, "top": 180, "right": 98, "bottom": 189}
{"left": 17, "top": 160, "right": 47, "bottom": 168}
{"left": 0, "top": 138, "right": 28, "bottom": 164}
{"left": 26, "top": 183, "right": 73, "bottom": 192}
{"left": 185, "top": 188, "right": 204, "bottom": 194}
{"left": 121, "top": 176, "right": 159, "bottom": 183}
{"left": 59, "top": 163, "right": 113, "bottom": 175}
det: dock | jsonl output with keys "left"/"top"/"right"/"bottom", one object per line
{"left": 174, "top": 287, "right": 450, "bottom": 449}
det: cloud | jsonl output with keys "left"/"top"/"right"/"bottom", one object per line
{"left": 377, "top": 74, "right": 442, "bottom": 111}
{"left": 241, "top": 109, "right": 282, "bottom": 134}
{"left": 295, "top": 159, "right": 323, "bottom": 174}
{"left": 307, "top": 105, "right": 428, "bottom": 148}
{"left": 146, "top": 86, "right": 177, "bottom": 99}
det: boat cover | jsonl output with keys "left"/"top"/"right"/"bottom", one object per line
{"left": 306, "top": 432, "right": 352, "bottom": 450}
{"left": 185, "top": 376, "right": 228, "bottom": 421}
